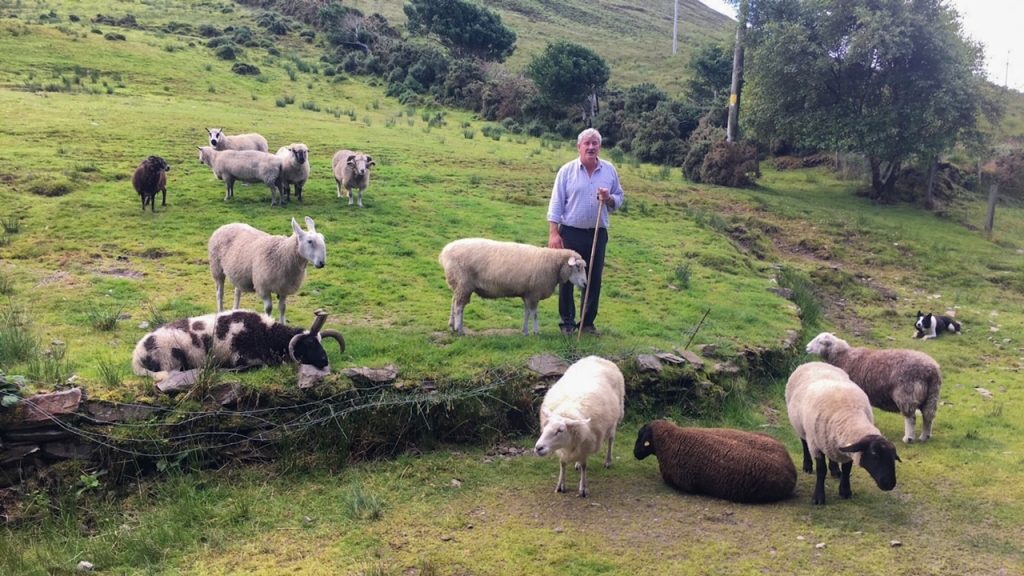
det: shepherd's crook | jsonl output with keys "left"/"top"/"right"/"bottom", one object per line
{"left": 577, "top": 193, "right": 606, "bottom": 341}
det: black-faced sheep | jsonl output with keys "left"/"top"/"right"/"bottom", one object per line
{"left": 276, "top": 143, "right": 310, "bottom": 202}
{"left": 439, "top": 238, "right": 588, "bottom": 335}
{"left": 198, "top": 146, "right": 285, "bottom": 206}
{"left": 132, "top": 309, "right": 344, "bottom": 388}
{"left": 534, "top": 355, "right": 625, "bottom": 497}
{"left": 132, "top": 155, "right": 170, "bottom": 212}
{"left": 208, "top": 216, "right": 327, "bottom": 324}
{"left": 633, "top": 420, "right": 797, "bottom": 503}
{"left": 786, "top": 362, "right": 900, "bottom": 506}
{"left": 805, "top": 331, "right": 942, "bottom": 443}
{"left": 207, "top": 127, "right": 269, "bottom": 152}
{"left": 332, "top": 149, "right": 374, "bottom": 207}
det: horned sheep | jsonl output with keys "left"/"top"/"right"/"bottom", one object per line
{"left": 132, "top": 155, "right": 170, "bottom": 212}
{"left": 132, "top": 309, "right": 344, "bottom": 390}
{"left": 805, "top": 331, "right": 942, "bottom": 443}
{"left": 439, "top": 238, "right": 588, "bottom": 335}
{"left": 198, "top": 146, "right": 285, "bottom": 205}
{"left": 208, "top": 216, "right": 326, "bottom": 324}
{"left": 534, "top": 355, "right": 625, "bottom": 498}
{"left": 276, "top": 143, "right": 310, "bottom": 202}
{"left": 332, "top": 149, "right": 374, "bottom": 207}
{"left": 207, "top": 127, "right": 269, "bottom": 152}
{"left": 633, "top": 420, "right": 797, "bottom": 503}
{"left": 786, "top": 362, "right": 900, "bottom": 506}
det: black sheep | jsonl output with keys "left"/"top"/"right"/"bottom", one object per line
{"left": 634, "top": 420, "right": 797, "bottom": 504}
{"left": 132, "top": 155, "right": 170, "bottom": 212}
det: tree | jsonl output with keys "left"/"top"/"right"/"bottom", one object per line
{"left": 744, "top": 0, "right": 990, "bottom": 201}
{"left": 726, "top": 0, "right": 749, "bottom": 143}
{"left": 686, "top": 42, "right": 733, "bottom": 109}
{"left": 404, "top": 0, "right": 516, "bottom": 62}
{"left": 527, "top": 41, "right": 610, "bottom": 126}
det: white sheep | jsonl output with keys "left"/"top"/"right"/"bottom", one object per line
{"left": 805, "top": 331, "right": 942, "bottom": 443}
{"left": 207, "top": 127, "right": 269, "bottom": 152}
{"left": 332, "top": 149, "right": 374, "bottom": 207}
{"left": 534, "top": 355, "right": 625, "bottom": 497}
{"left": 208, "top": 216, "right": 326, "bottom": 324}
{"left": 198, "top": 146, "right": 284, "bottom": 206}
{"left": 786, "top": 362, "right": 901, "bottom": 506}
{"left": 438, "top": 238, "right": 588, "bottom": 335}
{"left": 275, "top": 143, "right": 310, "bottom": 203}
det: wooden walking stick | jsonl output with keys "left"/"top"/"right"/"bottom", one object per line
{"left": 577, "top": 191, "right": 607, "bottom": 341}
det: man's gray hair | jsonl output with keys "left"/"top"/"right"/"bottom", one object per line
{"left": 577, "top": 128, "right": 602, "bottom": 146}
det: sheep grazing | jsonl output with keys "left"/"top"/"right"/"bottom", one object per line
{"left": 786, "top": 362, "right": 900, "bottom": 506}
{"left": 208, "top": 216, "right": 327, "bottom": 324}
{"left": 132, "top": 155, "right": 170, "bottom": 212}
{"left": 276, "top": 143, "right": 310, "bottom": 203}
{"left": 206, "top": 127, "right": 269, "bottom": 152}
{"left": 332, "top": 149, "right": 374, "bottom": 207}
{"left": 805, "top": 331, "right": 942, "bottom": 443}
{"left": 534, "top": 356, "right": 625, "bottom": 497}
{"left": 132, "top": 309, "right": 344, "bottom": 389}
{"left": 633, "top": 420, "right": 797, "bottom": 504}
{"left": 198, "top": 146, "right": 284, "bottom": 206}
{"left": 439, "top": 238, "right": 588, "bottom": 335}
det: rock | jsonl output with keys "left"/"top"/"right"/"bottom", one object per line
{"left": 528, "top": 354, "right": 569, "bottom": 377}
{"left": 975, "top": 387, "right": 994, "bottom": 398}
{"left": 890, "top": 540, "right": 902, "bottom": 548}
{"left": 77, "top": 560, "right": 95, "bottom": 571}
{"left": 450, "top": 479, "right": 462, "bottom": 488}
{"left": 654, "top": 352, "right": 685, "bottom": 364}
{"left": 83, "top": 401, "right": 159, "bottom": 423}
{"left": 209, "top": 383, "right": 243, "bottom": 406}
{"left": 815, "top": 542, "right": 827, "bottom": 549}
{"left": 297, "top": 364, "right": 329, "bottom": 389}
{"left": 697, "top": 344, "right": 718, "bottom": 357}
{"left": 13, "top": 388, "right": 83, "bottom": 423}
{"left": 1, "top": 444, "right": 40, "bottom": 466}
{"left": 713, "top": 362, "right": 741, "bottom": 376}
{"left": 156, "top": 370, "right": 200, "bottom": 394}
{"left": 41, "top": 441, "right": 95, "bottom": 460}
{"left": 636, "top": 354, "right": 663, "bottom": 373}
{"left": 677, "top": 350, "right": 705, "bottom": 370}
{"left": 344, "top": 364, "right": 399, "bottom": 387}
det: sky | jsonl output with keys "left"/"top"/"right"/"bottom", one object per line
{"left": 697, "top": 0, "right": 1022, "bottom": 92}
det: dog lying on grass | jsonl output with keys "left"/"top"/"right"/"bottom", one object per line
{"left": 915, "top": 311, "right": 961, "bottom": 339}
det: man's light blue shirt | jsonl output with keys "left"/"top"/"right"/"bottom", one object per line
{"left": 547, "top": 158, "right": 624, "bottom": 229}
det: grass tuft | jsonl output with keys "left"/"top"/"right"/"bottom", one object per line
{"left": 0, "top": 303, "right": 37, "bottom": 366}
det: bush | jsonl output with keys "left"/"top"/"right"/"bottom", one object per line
{"left": 700, "top": 141, "right": 761, "bottom": 187}
{"left": 214, "top": 44, "right": 238, "bottom": 60}
{"left": 231, "top": 62, "right": 260, "bottom": 76}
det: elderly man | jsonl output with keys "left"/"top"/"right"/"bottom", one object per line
{"left": 547, "top": 128, "right": 625, "bottom": 335}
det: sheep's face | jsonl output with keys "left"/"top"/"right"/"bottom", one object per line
{"left": 840, "top": 435, "right": 899, "bottom": 491}
{"left": 633, "top": 423, "right": 656, "bottom": 460}
{"left": 535, "top": 409, "right": 589, "bottom": 457}
{"left": 208, "top": 128, "right": 225, "bottom": 148}
{"left": 291, "top": 146, "right": 308, "bottom": 165}
{"left": 560, "top": 256, "right": 588, "bottom": 289}
{"left": 347, "top": 154, "right": 373, "bottom": 176}
{"left": 292, "top": 216, "right": 327, "bottom": 269}
{"left": 805, "top": 332, "right": 839, "bottom": 356}
{"left": 198, "top": 146, "right": 215, "bottom": 167}
{"left": 146, "top": 156, "right": 171, "bottom": 173}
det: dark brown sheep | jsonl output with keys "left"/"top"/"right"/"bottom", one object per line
{"left": 634, "top": 420, "right": 797, "bottom": 504}
{"left": 132, "top": 155, "right": 170, "bottom": 212}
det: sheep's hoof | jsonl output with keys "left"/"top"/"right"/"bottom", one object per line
{"left": 577, "top": 490, "right": 589, "bottom": 498}
{"left": 555, "top": 484, "right": 565, "bottom": 494}
{"left": 902, "top": 436, "right": 914, "bottom": 444}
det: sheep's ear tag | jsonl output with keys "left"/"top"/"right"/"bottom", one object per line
{"left": 643, "top": 441, "right": 651, "bottom": 447}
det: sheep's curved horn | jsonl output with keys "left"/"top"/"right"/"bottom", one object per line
{"left": 287, "top": 332, "right": 304, "bottom": 363}
{"left": 320, "top": 329, "right": 345, "bottom": 354}
{"left": 308, "top": 309, "right": 328, "bottom": 335}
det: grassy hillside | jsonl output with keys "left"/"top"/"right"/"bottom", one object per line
{"left": 2, "top": 2, "right": 1024, "bottom": 575}
{"left": 341, "top": 0, "right": 734, "bottom": 94}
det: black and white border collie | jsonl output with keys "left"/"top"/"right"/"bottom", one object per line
{"left": 915, "top": 311, "right": 961, "bottom": 339}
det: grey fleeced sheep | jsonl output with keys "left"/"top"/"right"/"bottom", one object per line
{"left": 132, "top": 309, "right": 344, "bottom": 388}
{"left": 786, "top": 362, "right": 900, "bottom": 506}
{"left": 332, "top": 149, "right": 374, "bottom": 207}
{"left": 198, "top": 146, "right": 284, "bottom": 206}
{"left": 208, "top": 216, "right": 326, "bottom": 324}
{"left": 633, "top": 420, "right": 797, "bottom": 503}
{"left": 132, "top": 155, "right": 170, "bottom": 212}
{"left": 439, "top": 238, "right": 588, "bottom": 335}
{"left": 805, "top": 331, "right": 942, "bottom": 443}
{"left": 534, "top": 356, "right": 625, "bottom": 497}
{"left": 276, "top": 143, "right": 310, "bottom": 202}
{"left": 207, "top": 127, "right": 269, "bottom": 152}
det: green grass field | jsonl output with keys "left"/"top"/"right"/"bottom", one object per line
{"left": 2, "top": 2, "right": 1024, "bottom": 575}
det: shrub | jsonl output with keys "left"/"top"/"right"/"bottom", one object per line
{"left": 700, "top": 141, "right": 761, "bottom": 187}
{"left": 103, "top": 32, "right": 126, "bottom": 41}
{"left": 214, "top": 44, "right": 238, "bottom": 60}
{"left": 231, "top": 62, "right": 260, "bottom": 76}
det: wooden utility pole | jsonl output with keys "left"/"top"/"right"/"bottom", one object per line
{"left": 726, "top": 0, "right": 749, "bottom": 143}
{"left": 985, "top": 183, "right": 999, "bottom": 233}
{"left": 673, "top": 0, "right": 679, "bottom": 55}
{"left": 925, "top": 154, "right": 938, "bottom": 210}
